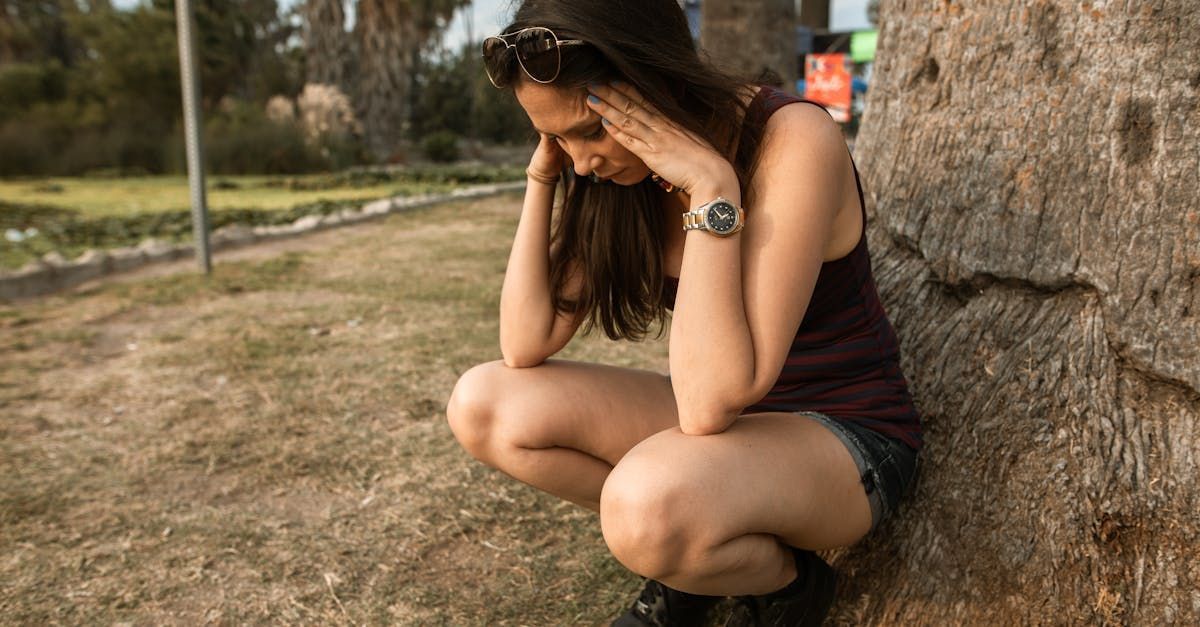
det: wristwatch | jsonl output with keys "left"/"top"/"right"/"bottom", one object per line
{"left": 682, "top": 197, "right": 745, "bottom": 236}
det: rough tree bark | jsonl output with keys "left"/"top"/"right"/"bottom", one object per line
{"left": 302, "top": 0, "right": 351, "bottom": 90}
{"left": 827, "top": 1, "right": 1200, "bottom": 624}
{"left": 700, "top": 0, "right": 797, "bottom": 91}
{"left": 353, "top": 0, "right": 465, "bottom": 160}
{"left": 354, "top": 0, "right": 417, "bottom": 160}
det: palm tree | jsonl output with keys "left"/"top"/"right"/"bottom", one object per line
{"left": 302, "top": 0, "right": 350, "bottom": 90}
{"left": 354, "top": 0, "right": 466, "bottom": 160}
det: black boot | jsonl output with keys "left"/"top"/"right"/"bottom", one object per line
{"left": 724, "top": 548, "right": 837, "bottom": 627}
{"left": 611, "top": 578, "right": 724, "bottom": 626}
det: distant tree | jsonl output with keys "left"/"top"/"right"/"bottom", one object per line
{"left": 796, "top": 0, "right": 829, "bottom": 30}
{"left": 0, "top": 0, "right": 310, "bottom": 175}
{"left": 301, "top": 0, "right": 350, "bottom": 90}
{"left": 408, "top": 42, "right": 530, "bottom": 146}
{"left": 700, "top": 0, "right": 796, "bottom": 90}
{"left": 0, "top": 0, "right": 94, "bottom": 65}
{"left": 353, "top": 0, "right": 466, "bottom": 160}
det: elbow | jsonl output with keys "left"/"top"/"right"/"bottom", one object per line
{"left": 501, "top": 351, "right": 546, "bottom": 369}
{"left": 676, "top": 383, "right": 765, "bottom": 435}
{"left": 499, "top": 336, "right": 546, "bottom": 369}
{"left": 677, "top": 404, "right": 740, "bottom": 436}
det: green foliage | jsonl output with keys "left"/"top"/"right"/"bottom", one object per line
{"left": 283, "top": 163, "right": 525, "bottom": 190}
{"left": 203, "top": 100, "right": 327, "bottom": 175}
{"left": 0, "top": 197, "right": 363, "bottom": 268}
{"left": 0, "top": 0, "right": 312, "bottom": 176}
{"left": 421, "top": 130, "right": 461, "bottom": 163}
{"left": 0, "top": 164, "right": 525, "bottom": 267}
{"left": 0, "top": 1, "right": 535, "bottom": 175}
{"left": 410, "top": 43, "right": 534, "bottom": 147}
{"left": 0, "top": 62, "right": 67, "bottom": 123}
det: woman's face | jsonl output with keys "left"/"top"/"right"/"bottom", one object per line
{"left": 514, "top": 80, "right": 651, "bottom": 186}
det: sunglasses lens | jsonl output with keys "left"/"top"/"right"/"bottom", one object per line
{"left": 513, "top": 28, "right": 560, "bottom": 82}
{"left": 482, "top": 37, "right": 506, "bottom": 59}
{"left": 482, "top": 37, "right": 512, "bottom": 86}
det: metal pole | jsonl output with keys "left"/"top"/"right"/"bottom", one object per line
{"left": 175, "top": 0, "right": 212, "bottom": 274}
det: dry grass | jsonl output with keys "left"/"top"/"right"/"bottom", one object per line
{"left": 0, "top": 192, "right": 686, "bottom": 624}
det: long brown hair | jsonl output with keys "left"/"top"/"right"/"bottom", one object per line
{"left": 492, "top": 0, "right": 769, "bottom": 341}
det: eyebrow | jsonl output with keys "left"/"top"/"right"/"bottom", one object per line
{"left": 534, "top": 117, "right": 602, "bottom": 137}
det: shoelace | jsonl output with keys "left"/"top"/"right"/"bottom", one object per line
{"left": 631, "top": 580, "right": 667, "bottom": 624}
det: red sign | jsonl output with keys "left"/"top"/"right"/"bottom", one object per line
{"left": 804, "top": 53, "right": 852, "bottom": 123}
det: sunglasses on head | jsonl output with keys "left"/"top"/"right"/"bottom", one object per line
{"left": 482, "top": 26, "right": 585, "bottom": 88}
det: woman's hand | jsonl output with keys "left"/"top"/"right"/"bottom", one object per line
{"left": 528, "top": 132, "right": 568, "bottom": 182}
{"left": 585, "top": 81, "right": 737, "bottom": 196}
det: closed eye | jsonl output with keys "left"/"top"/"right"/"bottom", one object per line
{"left": 547, "top": 124, "right": 606, "bottom": 146}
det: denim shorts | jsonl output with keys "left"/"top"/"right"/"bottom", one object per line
{"left": 800, "top": 411, "right": 920, "bottom": 533}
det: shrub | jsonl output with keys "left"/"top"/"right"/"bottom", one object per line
{"left": 296, "top": 84, "right": 361, "bottom": 143}
{"left": 421, "top": 131, "right": 461, "bottom": 163}
{"left": 0, "top": 121, "right": 52, "bottom": 176}
{"left": 204, "top": 99, "right": 326, "bottom": 174}
{"left": 0, "top": 62, "right": 66, "bottom": 124}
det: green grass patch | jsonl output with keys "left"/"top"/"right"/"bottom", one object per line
{"left": 0, "top": 164, "right": 525, "bottom": 269}
{"left": 0, "top": 165, "right": 524, "bottom": 218}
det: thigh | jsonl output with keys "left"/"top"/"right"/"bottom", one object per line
{"left": 604, "top": 412, "right": 874, "bottom": 551}
{"left": 449, "top": 359, "right": 679, "bottom": 465}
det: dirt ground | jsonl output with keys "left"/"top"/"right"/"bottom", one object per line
{"left": 0, "top": 191, "right": 700, "bottom": 625}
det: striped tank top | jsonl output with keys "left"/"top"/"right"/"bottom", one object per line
{"left": 663, "top": 85, "right": 923, "bottom": 451}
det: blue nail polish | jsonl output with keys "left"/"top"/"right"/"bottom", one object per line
{"left": 587, "top": 94, "right": 600, "bottom": 104}
{"left": 602, "top": 117, "right": 611, "bottom": 126}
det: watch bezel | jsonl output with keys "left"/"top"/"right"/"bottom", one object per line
{"left": 703, "top": 199, "right": 740, "bottom": 235}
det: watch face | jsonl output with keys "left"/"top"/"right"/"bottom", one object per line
{"left": 705, "top": 201, "right": 739, "bottom": 234}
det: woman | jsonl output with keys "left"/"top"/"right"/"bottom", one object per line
{"left": 446, "top": 1, "right": 922, "bottom": 624}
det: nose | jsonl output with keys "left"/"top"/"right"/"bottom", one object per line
{"left": 565, "top": 142, "right": 604, "bottom": 178}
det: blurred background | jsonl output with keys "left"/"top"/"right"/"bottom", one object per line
{"left": 0, "top": 0, "right": 879, "bottom": 272}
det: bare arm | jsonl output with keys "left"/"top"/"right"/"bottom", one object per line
{"left": 498, "top": 173, "right": 585, "bottom": 368}
{"left": 669, "top": 105, "right": 848, "bottom": 434}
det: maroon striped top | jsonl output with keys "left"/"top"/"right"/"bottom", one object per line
{"left": 663, "top": 85, "right": 922, "bottom": 451}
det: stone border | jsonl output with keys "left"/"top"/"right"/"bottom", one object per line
{"left": 0, "top": 181, "right": 527, "bottom": 301}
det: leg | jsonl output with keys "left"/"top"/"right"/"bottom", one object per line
{"left": 599, "top": 412, "right": 874, "bottom": 596}
{"left": 445, "top": 359, "right": 678, "bottom": 511}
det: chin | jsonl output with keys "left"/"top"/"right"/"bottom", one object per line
{"left": 612, "top": 167, "right": 650, "bottom": 187}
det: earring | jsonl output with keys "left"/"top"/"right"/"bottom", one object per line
{"left": 589, "top": 173, "right": 601, "bottom": 183}
{"left": 648, "top": 171, "right": 677, "bottom": 193}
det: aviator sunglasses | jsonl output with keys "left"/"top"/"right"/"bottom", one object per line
{"left": 482, "top": 27, "right": 585, "bottom": 88}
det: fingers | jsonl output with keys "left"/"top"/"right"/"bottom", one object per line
{"left": 585, "top": 82, "right": 659, "bottom": 137}
{"left": 599, "top": 116, "right": 651, "bottom": 154}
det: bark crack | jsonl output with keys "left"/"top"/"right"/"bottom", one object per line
{"left": 881, "top": 229, "right": 1200, "bottom": 401}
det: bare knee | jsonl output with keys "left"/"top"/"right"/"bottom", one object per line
{"left": 445, "top": 360, "right": 508, "bottom": 460}
{"left": 600, "top": 450, "right": 701, "bottom": 581}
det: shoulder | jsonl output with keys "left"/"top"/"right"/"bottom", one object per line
{"left": 747, "top": 97, "right": 850, "bottom": 207}
{"left": 758, "top": 95, "right": 846, "bottom": 163}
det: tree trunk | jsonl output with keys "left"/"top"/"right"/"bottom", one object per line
{"left": 353, "top": 0, "right": 465, "bottom": 161}
{"left": 831, "top": 1, "right": 1200, "bottom": 624}
{"left": 797, "top": 0, "right": 829, "bottom": 30}
{"left": 700, "top": 0, "right": 797, "bottom": 91}
{"left": 302, "top": 0, "right": 351, "bottom": 90}
{"left": 353, "top": 0, "right": 416, "bottom": 160}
